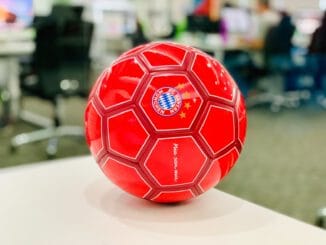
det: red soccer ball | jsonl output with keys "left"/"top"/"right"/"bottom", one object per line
{"left": 85, "top": 42, "right": 247, "bottom": 203}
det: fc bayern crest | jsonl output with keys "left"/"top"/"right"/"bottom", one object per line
{"left": 152, "top": 87, "right": 182, "bottom": 116}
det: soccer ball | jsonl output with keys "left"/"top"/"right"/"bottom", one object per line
{"left": 85, "top": 42, "right": 247, "bottom": 203}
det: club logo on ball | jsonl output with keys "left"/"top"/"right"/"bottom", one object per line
{"left": 152, "top": 87, "right": 182, "bottom": 116}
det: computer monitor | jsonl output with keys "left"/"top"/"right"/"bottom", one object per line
{"left": 92, "top": 0, "right": 136, "bottom": 38}
{"left": 0, "top": 0, "right": 33, "bottom": 29}
{"left": 221, "top": 7, "right": 251, "bottom": 34}
{"left": 187, "top": 15, "right": 221, "bottom": 33}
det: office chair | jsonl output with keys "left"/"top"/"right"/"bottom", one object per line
{"left": 244, "top": 18, "right": 311, "bottom": 112}
{"left": 11, "top": 16, "right": 94, "bottom": 157}
{"left": 245, "top": 55, "right": 311, "bottom": 112}
{"left": 316, "top": 207, "right": 326, "bottom": 229}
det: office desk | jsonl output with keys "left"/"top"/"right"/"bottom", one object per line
{"left": 177, "top": 32, "right": 249, "bottom": 59}
{"left": 0, "top": 156, "right": 325, "bottom": 244}
{"left": 0, "top": 29, "right": 35, "bottom": 119}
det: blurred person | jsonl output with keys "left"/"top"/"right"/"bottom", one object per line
{"left": 309, "top": 11, "right": 326, "bottom": 54}
{"left": 243, "top": 0, "right": 280, "bottom": 50}
{"left": 264, "top": 11, "right": 295, "bottom": 61}
{"left": 223, "top": 0, "right": 280, "bottom": 96}
{"left": 308, "top": 11, "right": 326, "bottom": 100}
{"left": 264, "top": 11, "right": 296, "bottom": 90}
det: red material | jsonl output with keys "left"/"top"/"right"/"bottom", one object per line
{"left": 199, "top": 106, "right": 235, "bottom": 155}
{"left": 102, "top": 158, "right": 151, "bottom": 198}
{"left": 237, "top": 95, "right": 247, "bottom": 145}
{"left": 144, "top": 137, "right": 206, "bottom": 186}
{"left": 98, "top": 58, "right": 145, "bottom": 109}
{"left": 153, "top": 190, "right": 195, "bottom": 203}
{"left": 84, "top": 102, "right": 103, "bottom": 156}
{"left": 141, "top": 43, "right": 187, "bottom": 68}
{"left": 191, "top": 53, "right": 236, "bottom": 102}
{"left": 108, "top": 110, "right": 149, "bottom": 160}
{"left": 85, "top": 42, "right": 247, "bottom": 203}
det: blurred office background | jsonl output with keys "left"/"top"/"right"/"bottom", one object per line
{"left": 0, "top": 0, "right": 325, "bottom": 227}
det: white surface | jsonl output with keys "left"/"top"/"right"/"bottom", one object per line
{"left": 0, "top": 156, "right": 325, "bottom": 245}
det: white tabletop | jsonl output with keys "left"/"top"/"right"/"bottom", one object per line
{"left": 0, "top": 156, "right": 325, "bottom": 245}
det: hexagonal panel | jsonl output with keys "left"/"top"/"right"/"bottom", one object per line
{"left": 236, "top": 94, "right": 247, "bottom": 145}
{"left": 84, "top": 101, "right": 103, "bottom": 157}
{"left": 191, "top": 53, "right": 236, "bottom": 102}
{"left": 140, "top": 74, "right": 203, "bottom": 131}
{"left": 152, "top": 190, "right": 195, "bottom": 203}
{"left": 108, "top": 110, "right": 150, "bottom": 160}
{"left": 98, "top": 57, "right": 146, "bottom": 109}
{"left": 144, "top": 137, "right": 207, "bottom": 186}
{"left": 199, "top": 105, "right": 235, "bottom": 155}
{"left": 102, "top": 158, "right": 151, "bottom": 198}
{"left": 212, "top": 147, "right": 239, "bottom": 179}
{"left": 141, "top": 43, "right": 187, "bottom": 69}
{"left": 198, "top": 160, "right": 221, "bottom": 192}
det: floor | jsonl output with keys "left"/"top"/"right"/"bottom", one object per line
{"left": 0, "top": 96, "right": 326, "bottom": 226}
{"left": 218, "top": 105, "right": 326, "bottom": 225}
